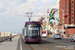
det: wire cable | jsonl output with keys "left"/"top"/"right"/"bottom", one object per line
{"left": 43, "top": 0, "right": 58, "bottom": 16}
{"left": 48, "top": 0, "right": 57, "bottom": 9}
{"left": 30, "top": 0, "right": 34, "bottom": 12}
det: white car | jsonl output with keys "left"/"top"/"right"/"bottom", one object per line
{"left": 42, "top": 33, "right": 47, "bottom": 38}
{"left": 70, "top": 35, "right": 75, "bottom": 42}
{"left": 53, "top": 34, "right": 61, "bottom": 39}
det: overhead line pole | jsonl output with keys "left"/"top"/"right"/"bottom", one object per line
{"left": 47, "top": 0, "right": 49, "bottom": 39}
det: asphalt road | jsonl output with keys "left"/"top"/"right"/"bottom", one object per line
{"left": 17, "top": 37, "right": 75, "bottom": 50}
{"left": 48, "top": 37, "right": 75, "bottom": 46}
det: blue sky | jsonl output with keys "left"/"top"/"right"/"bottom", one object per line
{"left": 0, "top": 0, "right": 60, "bottom": 33}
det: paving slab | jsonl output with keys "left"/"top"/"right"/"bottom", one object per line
{"left": 0, "top": 36, "right": 19, "bottom": 50}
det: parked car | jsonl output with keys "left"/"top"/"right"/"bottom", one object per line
{"left": 70, "top": 35, "right": 75, "bottom": 42}
{"left": 53, "top": 34, "right": 61, "bottom": 39}
{"left": 41, "top": 31, "right": 47, "bottom": 38}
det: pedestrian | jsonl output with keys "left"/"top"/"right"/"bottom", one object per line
{"left": 68, "top": 34, "right": 70, "bottom": 37}
{"left": 9, "top": 34, "right": 12, "bottom": 41}
{"left": 62, "top": 35, "right": 63, "bottom": 38}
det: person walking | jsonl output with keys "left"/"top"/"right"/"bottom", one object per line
{"left": 68, "top": 34, "right": 70, "bottom": 38}
{"left": 9, "top": 34, "right": 12, "bottom": 41}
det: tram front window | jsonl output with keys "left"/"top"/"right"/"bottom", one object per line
{"left": 27, "top": 27, "right": 40, "bottom": 37}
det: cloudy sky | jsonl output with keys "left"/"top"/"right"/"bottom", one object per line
{"left": 0, "top": 0, "right": 60, "bottom": 33}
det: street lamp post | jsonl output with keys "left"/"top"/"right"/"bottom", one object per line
{"left": 38, "top": 10, "right": 39, "bottom": 21}
{"left": 46, "top": 0, "right": 48, "bottom": 39}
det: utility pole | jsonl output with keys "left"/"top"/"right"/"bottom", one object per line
{"left": 46, "top": 0, "right": 49, "bottom": 39}
{"left": 38, "top": 10, "right": 39, "bottom": 21}
{"left": 26, "top": 12, "right": 33, "bottom": 22}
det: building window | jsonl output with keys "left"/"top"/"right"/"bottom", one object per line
{"left": 63, "top": 9, "right": 65, "bottom": 12}
{"left": 67, "top": 21, "right": 68, "bottom": 23}
{"left": 72, "top": 21, "right": 73, "bottom": 23}
{"left": 72, "top": 13, "right": 74, "bottom": 15}
{"left": 72, "top": 9, "right": 74, "bottom": 11}
{"left": 72, "top": 1, "right": 74, "bottom": 3}
{"left": 67, "top": 5, "right": 68, "bottom": 7}
{"left": 63, "top": 17, "right": 65, "bottom": 19}
{"left": 67, "top": 13, "right": 68, "bottom": 15}
{"left": 67, "top": 9, "right": 68, "bottom": 11}
{"left": 63, "top": 21, "right": 65, "bottom": 23}
{"left": 67, "top": 1, "right": 68, "bottom": 3}
{"left": 63, "top": 1, "right": 65, "bottom": 4}
{"left": 63, "top": 5, "right": 65, "bottom": 8}
{"left": 67, "top": 17, "right": 68, "bottom": 19}
{"left": 63, "top": 13, "right": 65, "bottom": 15}
{"left": 72, "top": 17, "right": 73, "bottom": 19}
{"left": 72, "top": 5, "right": 74, "bottom": 7}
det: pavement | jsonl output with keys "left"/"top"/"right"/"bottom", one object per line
{"left": 0, "top": 35, "right": 19, "bottom": 50}
{"left": 48, "top": 37, "right": 75, "bottom": 46}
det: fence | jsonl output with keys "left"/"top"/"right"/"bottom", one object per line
{"left": 0, "top": 31, "right": 17, "bottom": 42}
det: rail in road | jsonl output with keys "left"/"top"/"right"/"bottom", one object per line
{"left": 18, "top": 36, "right": 75, "bottom": 50}
{"left": 42, "top": 39, "right": 75, "bottom": 50}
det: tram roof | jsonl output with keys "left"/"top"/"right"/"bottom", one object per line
{"left": 25, "top": 21, "right": 41, "bottom": 24}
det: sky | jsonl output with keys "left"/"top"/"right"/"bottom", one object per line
{"left": 0, "top": 0, "right": 60, "bottom": 33}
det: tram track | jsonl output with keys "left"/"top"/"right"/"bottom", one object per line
{"left": 42, "top": 39, "right": 75, "bottom": 50}
{"left": 38, "top": 44, "right": 49, "bottom": 50}
{"left": 41, "top": 41, "right": 65, "bottom": 50}
{"left": 20, "top": 35, "right": 74, "bottom": 50}
{"left": 21, "top": 37, "right": 65, "bottom": 50}
{"left": 40, "top": 40, "right": 64, "bottom": 50}
{"left": 27, "top": 41, "right": 63, "bottom": 50}
{"left": 28, "top": 44, "right": 49, "bottom": 50}
{"left": 28, "top": 44, "right": 36, "bottom": 50}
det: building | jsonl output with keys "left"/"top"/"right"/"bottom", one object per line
{"left": 59, "top": 0, "right": 75, "bottom": 35}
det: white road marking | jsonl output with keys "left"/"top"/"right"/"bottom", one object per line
{"left": 20, "top": 38, "right": 23, "bottom": 50}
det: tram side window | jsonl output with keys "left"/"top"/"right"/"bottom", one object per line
{"left": 24, "top": 27, "right": 26, "bottom": 36}
{"left": 40, "top": 28, "right": 41, "bottom": 36}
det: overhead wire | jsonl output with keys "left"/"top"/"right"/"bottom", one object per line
{"left": 43, "top": 0, "right": 58, "bottom": 16}
{"left": 30, "top": 0, "right": 58, "bottom": 16}
{"left": 27, "top": 0, "right": 58, "bottom": 18}
{"left": 31, "top": 0, "right": 59, "bottom": 20}
{"left": 26, "top": 0, "right": 34, "bottom": 21}
{"left": 48, "top": 0, "right": 58, "bottom": 10}
{"left": 30, "top": 0, "right": 34, "bottom": 12}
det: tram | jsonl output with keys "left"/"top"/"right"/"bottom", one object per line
{"left": 22, "top": 21, "right": 41, "bottom": 42}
